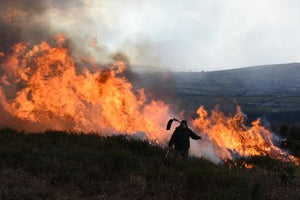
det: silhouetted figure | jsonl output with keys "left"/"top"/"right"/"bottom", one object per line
{"left": 168, "top": 120, "right": 201, "bottom": 159}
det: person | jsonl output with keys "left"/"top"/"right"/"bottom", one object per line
{"left": 168, "top": 120, "right": 201, "bottom": 160}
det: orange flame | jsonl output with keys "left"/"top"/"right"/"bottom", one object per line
{"left": 0, "top": 36, "right": 299, "bottom": 166}
{"left": 192, "top": 105, "right": 300, "bottom": 165}
{"left": 55, "top": 33, "right": 67, "bottom": 47}
{"left": 0, "top": 38, "right": 172, "bottom": 142}
{"left": 244, "top": 163, "right": 254, "bottom": 169}
{"left": 2, "top": 9, "right": 17, "bottom": 23}
{"left": 0, "top": 52, "right": 4, "bottom": 58}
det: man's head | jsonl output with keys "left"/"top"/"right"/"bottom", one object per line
{"left": 180, "top": 120, "right": 188, "bottom": 129}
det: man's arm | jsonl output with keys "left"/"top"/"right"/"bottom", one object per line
{"left": 188, "top": 129, "right": 201, "bottom": 140}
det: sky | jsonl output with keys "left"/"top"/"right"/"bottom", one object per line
{"left": 3, "top": 0, "right": 300, "bottom": 71}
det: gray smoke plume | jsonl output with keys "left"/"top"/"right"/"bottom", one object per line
{"left": 0, "top": 1, "right": 65, "bottom": 52}
{"left": 0, "top": 0, "right": 176, "bottom": 97}
{"left": 190, "top": 139, "right": 222, "bottom": 163}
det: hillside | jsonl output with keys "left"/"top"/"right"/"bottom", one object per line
{"left": 172, "top": 63, "right": 300, "bottom": 96}
{"left": 0, "top": 128, "right": 299, "bottom": 200}
{"left": 131, "top": 63, "right": 300, "bottom": 123}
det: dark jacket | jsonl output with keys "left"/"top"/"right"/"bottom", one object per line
{"left": 169, "top": 126, "right": 201, "bottom": 151}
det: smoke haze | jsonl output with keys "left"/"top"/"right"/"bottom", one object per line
{"left": 2, "top": 0, "right": 300, "bottom": 71}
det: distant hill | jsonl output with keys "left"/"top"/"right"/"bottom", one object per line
{"left": 172, "top": 63, "right": 300, "bottom": 96}
{"left": 131, "top": 63, "right": 300, "bottom": 123}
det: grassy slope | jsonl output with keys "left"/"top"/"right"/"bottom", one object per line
{"left": 0, "top": 128, "right": 299, "bottom": 200}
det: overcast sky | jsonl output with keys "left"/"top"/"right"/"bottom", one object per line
{"left": 47, "top": 0, "right": 300, "bottom": 71}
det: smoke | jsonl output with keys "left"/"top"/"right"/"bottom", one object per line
{"left": 190, "top": 138, "right": 222, "bottom": 163}
{"left": 0, "top": 0, "right": 57, "bottom": 52}
{"left": 4, "top": 0, "right": 295, "bottom": 166}
{"left": 0, "top": 0, "right": 177, "bottom": 105}
{"left": 0, "top": 0, "right": 162, "bottom": 70}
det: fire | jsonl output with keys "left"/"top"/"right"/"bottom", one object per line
{"left": 244, "top": 163, "right": 254, "bottom": 169}
{"left": 192, "top": 105, "right": 300, "bottom": 165}
{"left": 0, "top": 35, "right": 299, "bottom": 166}
{"left": 0, "top": 37, "right": 172, "bottom": 142}
{"left": 55, "top": 34, "right": 67, "bottom": 47}
{"left": 2, "top": 9, "right": 17, "bottom": 23}
{"left": 0, "top": 52, "right": 4, "bottom": 58}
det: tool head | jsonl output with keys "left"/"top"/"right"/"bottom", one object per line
{"left": 166, "top": 118, "right": 180, "bottom": 130}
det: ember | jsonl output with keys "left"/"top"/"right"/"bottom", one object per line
{"left": 2, "top": 9, "right": 16, "bottom": 23}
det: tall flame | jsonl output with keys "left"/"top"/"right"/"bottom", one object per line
{"left": 0, "top": 35, "right": 299, "bottom": 165}
{"left": 0, "top": 37, "right": 172, "bottom": 142}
